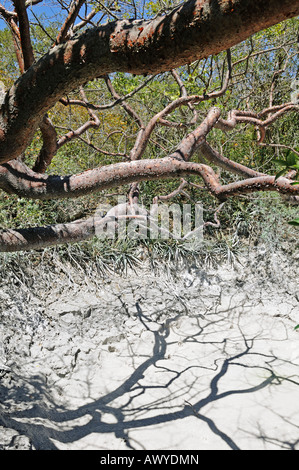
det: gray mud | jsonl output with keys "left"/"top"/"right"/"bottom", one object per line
{"left": 0, "top": 245, "right": 298, "bottom": 450}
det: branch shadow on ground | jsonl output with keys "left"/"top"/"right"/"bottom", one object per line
{"left": 0, "top": 297, "right": 298, "bottom": 450}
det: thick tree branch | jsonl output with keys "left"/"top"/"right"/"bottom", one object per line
{"left": 0, "top": 163, "right": 297, "bottom": 252}
{"left": 13, "top": 0, "right": 35, "bottom": 70}
{"left": 1, "top": 0, "right": 298, "bottom": 163}
{"left": 73, "top": 8, "right": 98, "bottom": 33}
{"left": 0, "top": 151, "right": 298, "bottom": 203}
{"left": 213, "top": 175, "right": 299, "bottom": 199}
{"left": 176, "top": 107, "right": 221, "bottom": 161}
{"left": 11, "top": 1, "right": 60, "bottom": 173}
{"left": 55, "top": 0, "right": 86, "bottom": 45}
{"left": 0, "top": 215, "right": 99, "bottom": 252}
{"left": 0, "top": 8, "right": 25, "bottom": 73}
{"left": 0, "top": 3, "right": 17, "bottom": 20}
{"left": 199, "top": 141, "right": 266, "bottom": 178}
{"left": 32, "top": 115, "right": 58, "bottom": 173}
{"left": 1, "top": 102, "right": 298, "bottom": 204}
{"left": 0, "top": 156, "right": 218, "bottom": 199}
{"left": 25, "top": 0, "right": 43, "bottom": 7}
{"left": 0, "top": 212, "right": 140, "bottom": 252}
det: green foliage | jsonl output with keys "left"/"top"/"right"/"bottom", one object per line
{"left": 274, "top": 150, "right": 299, "bottom": 179}
{"left": 273, "top": 150, "right": 299, "bottom": 226}
{"left": 0, "top": 28, "right": 19, "bottom": 84}
{"left": 288, "top": 218, "right": 299, "bottom": 226}
{"left": 145, "top": 0, "right": 181, "bottom": 16}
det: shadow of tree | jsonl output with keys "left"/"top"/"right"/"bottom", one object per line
{"left": 1, "top": 291, "right": 298, "bottom": 451}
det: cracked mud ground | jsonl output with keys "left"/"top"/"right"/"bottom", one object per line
{"left": 0, "top": 246, "right": 298, "bottom": 450}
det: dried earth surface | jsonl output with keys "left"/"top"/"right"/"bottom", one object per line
{"left": 0, "top": 245, "right": 298, "bottom": 450}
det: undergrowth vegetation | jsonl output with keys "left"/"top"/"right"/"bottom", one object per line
{"left": 0, "top": 190, "right": 298, "bottom": 278}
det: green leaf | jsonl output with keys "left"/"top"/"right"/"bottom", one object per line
{"left": 272, "top": 159, "right": 288, "bottom": 166}
{"left": 294, "top": 325, "right": 299, "bottom": 330}
{"left": 290, "top": 181, "right": 299, "bottom": 185}
{"left": 286, "top": 152, "right": 297, "bottom": 167}
{"left": 288, "top": 218, "right": 299, "bottom": 226}
{"left": 275, "top": 168, "right": 287, "bottom": 180}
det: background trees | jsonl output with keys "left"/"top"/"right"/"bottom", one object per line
{"left": 0, "top": 0, "right": 298, "bottom": 252}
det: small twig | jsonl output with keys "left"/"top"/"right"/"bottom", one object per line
{"left": 60, "top": 75, "right": 155, "bottom": 111}
{"left": 153, "top": 178, "right": 189, "bottom": 204}
{"left": 73, "top": 8, "right": 98, "bottom": 32}
{"left": 203, "top": 202, "right": 225, "bottom": 228}
{"left": 257, "top": 142, "right": 299, "bottom": 156}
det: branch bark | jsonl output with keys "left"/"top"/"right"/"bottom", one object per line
{"left": 0, "top": 7, "right": 25, "bottom": 73}
{"left": 0, "top": 160, "right": 297, "bottom": 252}
{"left": 0, "top": 150, "right": 298, "bottom": 202}
{"left": 0, "top": 213, "right": 124, "bottom": 252}
{"left": 12, "top": 0, "right": 35, "bottom": 70}
{"left": 32, "top": 115, "right": 58, "bottom": 173}
{"left": 55, "top": 0, "right": 86, "bottom": 45}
